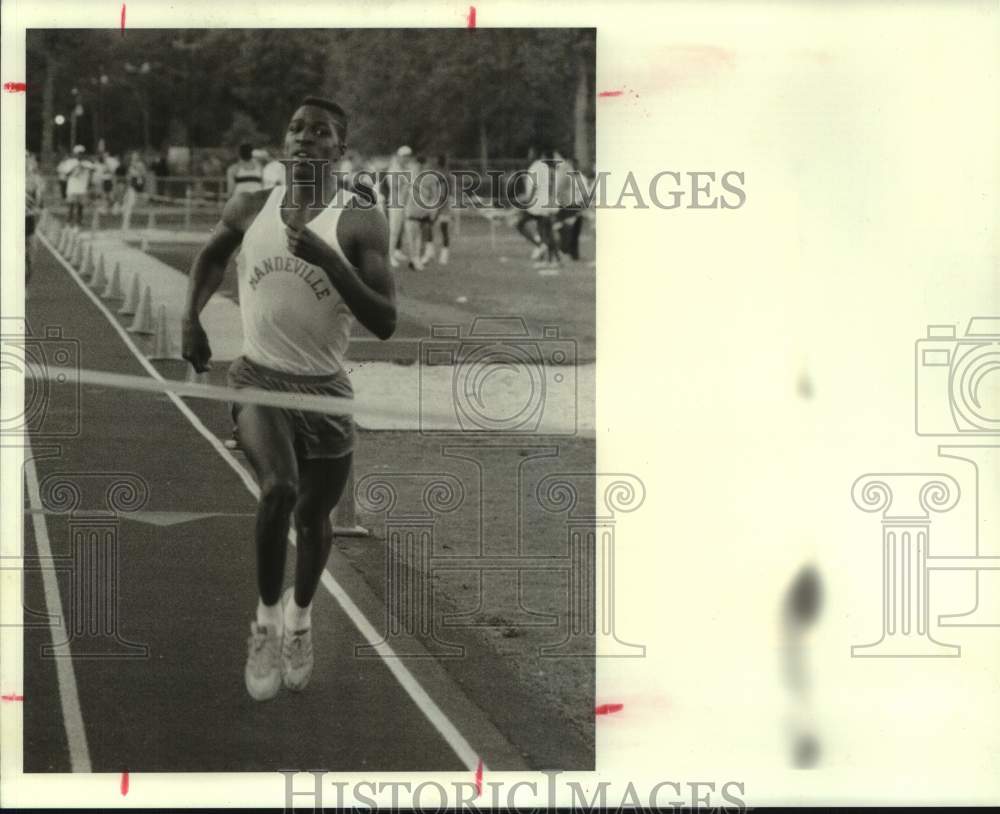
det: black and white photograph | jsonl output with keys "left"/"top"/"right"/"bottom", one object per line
{"left": 16, "top": 23, "right": 597, "bottom": 774}
{"left": 2, "top": 0, "right": 999, "bottom": 810}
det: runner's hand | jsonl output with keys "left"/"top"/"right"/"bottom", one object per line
{"left": 286, "top": 224, "right": 334, "bottom": 269}
{"left": 181, "top": 316, "right": 213, "bottom": 373}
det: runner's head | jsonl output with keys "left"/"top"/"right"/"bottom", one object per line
{"left": 284, "top": 97, "right": 348, "bottom": 180}
{"left": 238, "top": 143, "right": 253, "bottom": 162}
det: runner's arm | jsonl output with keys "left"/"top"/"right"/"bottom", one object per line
{"left": 184, "top": 195, "right": 247, "bottom": 320}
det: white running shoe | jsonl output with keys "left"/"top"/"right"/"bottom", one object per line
{"left": 420, "top": 243, "right": 435, "bottom": 266}
{"left": 244, "top": 622, "right": 281, "bottom": 701}
{"left": 281, "top": 589, "right": 314, "bottom": 691}
{"left": 438, "top": 247, "right": 449, "bottom": 265}
{"left": 392, "top": 248, "right": 408, "bottom": 263}
{"left": 531, "top": 244, "right": 546, "bottom": 260}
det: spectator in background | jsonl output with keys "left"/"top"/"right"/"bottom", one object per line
{"left": 64, "top": 145, "right": 95, "bottom": 227}
{"left": 56, "top": 151, "right": 75, "bottom": 200}
{"left": 152, "top": 150, "right": 169, "bottom": 178}
{"left": 524, "top": 145, "right": 565, "bottom": 269}
{"left": 403, "top": 154, "right": 442, "bottom": 271}
{"left": 251, "top": 147, "right": 268, "bottom": 171}
{"left": 421, "top": 154, "right": 451, "bottom": 266}
{"left": 150, "top": 150, "right": 169, "bottom": 202}
{"left": 261, "top": 149, "right": 286, "bottom": 189}
{"left": 227, "top": 143, "right": 263, "bottom": 197}
{"left": 121, "top": 151, "right": 148, "bottom": 232}
{"left": 431, "top": 155, "right": 452, "bottom": 266}
{"left": 25, "top": 152, "right": 46, "bottom": 285}
{"left": 554, "top": 156, "right": 584, "bottom": 261}
{"left": 514, "top": 144, "right": 546, "bottom": 260}
{"left": 113, "top": 155, "right": 128, "bottom": 214}
{"left": 385, "top": 145, "right": 413, "bottom": 268}
{"left": 95, "top": 150, "right": 120, "bottom": 214}
{"left": 200, "top": 153, "right": 225, "bottom": 201}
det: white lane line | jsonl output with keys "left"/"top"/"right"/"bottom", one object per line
{"left": 23, "top": 440, "right": 93, "bottom": 772}
{"left": 313, "top": 546, "right": 484, "bottom": 769}
{"left": 37, "top": 232, "right": 483, "bottom": 771}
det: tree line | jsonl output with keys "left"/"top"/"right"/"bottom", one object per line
{"left": 27, "top": 28, "right": 595, "bottom": 169}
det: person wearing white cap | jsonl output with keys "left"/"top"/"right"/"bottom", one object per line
{"left": 64, "top": 145, "right": 95, "bottom": 226}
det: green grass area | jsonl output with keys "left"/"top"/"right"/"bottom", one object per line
{"left": 133, "top": 214, "right": 596, "bottom": 360}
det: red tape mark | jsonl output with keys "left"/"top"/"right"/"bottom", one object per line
{"left": 1, "top": 693, "right": 25, "bottom": 701}
{"left": 474, "top": 758, "right": 483, "bottom": 796}
{"left": 467, "top": 6, "right": 477, "bottom": 28}
{"left": 3, "top": 82, "right": 27, "bottom": 93}
{"left": 595, "top": 702, "right": 624, "bottom": 715}
{"left": 598, "top": 90, "right": 624, "bottom": 98}
{"left": 121, "top": 5, "right": 126, "bottom": 36}
{"left": 120, "top": 771, "right": 129, "bottom": 796}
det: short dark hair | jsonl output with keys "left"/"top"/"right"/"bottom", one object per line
{"left": 238, "top": 143, "right": 253, "bottom": 161}
{"left": 299, "top": 97, "right": 349, "bottom": 143}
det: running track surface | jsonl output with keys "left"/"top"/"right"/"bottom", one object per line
{"left": 21, "top": 236, "right": 529, "bottom": 773}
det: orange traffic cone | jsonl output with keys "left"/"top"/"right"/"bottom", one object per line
{"left": 150, "top": 305, "right": 177, "bottom": 359}
{"left": 102, "top": 261, "right": 124, "bottom": 299}
{"left": 70, "top": 234, "right": 84, "bottom": 268}
{"left": 80, "top": 246, "right": 95, "bottom": 281}
{"left": 88, "top": 253, "right": 107, "bottom": 292}
{"left": 128, "top": 284, "right": 155, "bottom": 335}
{"left": 73, "top": 239, "right": 87, "bottom": 272}
{"left": 118, "top": 273, "right": 141, "bottom": 316}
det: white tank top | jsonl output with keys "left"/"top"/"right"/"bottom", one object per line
{"left": 236, "top": 185, "right": 356, "bottom": 376}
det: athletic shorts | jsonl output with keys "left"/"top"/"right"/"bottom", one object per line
{"left": 227, "top": 355, "right": 355, "bottom": 460}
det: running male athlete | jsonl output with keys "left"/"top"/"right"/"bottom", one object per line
{"left": 182, "top": 98, "right": 397, "bottom": 701}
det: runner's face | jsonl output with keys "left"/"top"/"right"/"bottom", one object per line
{"left": 284, "top": 106, "right": 345, "bottom": 179}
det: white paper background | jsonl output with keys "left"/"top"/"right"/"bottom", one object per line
{"left": 2, "top": 0, "right": 998, "bottom": 807}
